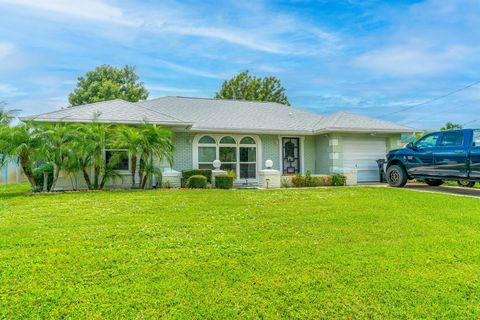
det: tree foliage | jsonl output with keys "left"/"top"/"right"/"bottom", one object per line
{"left": 214, "top": 71, "right": 290, "bottom": 105}
{"left": 0, "top": 101, "right": 21, "bottom": 126}
{"left": 0, "top": 121, "right": 174, "bottom": 191}
{"left": 68, "top": 65, "right": 149, "bottom": 106}
{"left": 440, "top": 122, "right": 463, "bottom": 131}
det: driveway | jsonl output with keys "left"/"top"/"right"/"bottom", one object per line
{"left": 403, "top": 183, "right": 480, "bottom": 198}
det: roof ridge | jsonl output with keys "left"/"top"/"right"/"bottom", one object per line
{"left": 157, "top": 95, "right": 290, "bottom": 106}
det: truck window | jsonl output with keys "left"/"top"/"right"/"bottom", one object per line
{"left": 415, "top": 133, "right": 441, "bottom": 148}
{"left": 473, "top": 130, "right": 480, "bottom": 147}
{"left": 440, "top": 131, "right": 464, "bottom": 147}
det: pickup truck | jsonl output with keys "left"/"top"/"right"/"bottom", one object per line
{"left": 385, "top": 129, "right": 480, "bottom": 187}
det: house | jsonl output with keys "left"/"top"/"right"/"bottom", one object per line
{"left": 22, "top": 96, "right": 417, "bottom": 188}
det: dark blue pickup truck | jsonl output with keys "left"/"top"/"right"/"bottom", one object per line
{"left": 385, "top": 129, "right": 480, "bottom": 187}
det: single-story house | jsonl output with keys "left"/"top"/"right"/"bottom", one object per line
{"left": 22, "top": 96, "right": 417, "bottom": 188}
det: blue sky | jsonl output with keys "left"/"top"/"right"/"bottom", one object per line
{"left": 0, "top": 0, "right": 479, "bottom": 130}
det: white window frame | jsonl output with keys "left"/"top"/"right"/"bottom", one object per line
{"left": 192, "top": 134, "right": 262, "bottom": 182}
{"left": 104, "top": 149, "right": 131, "bottom": 175}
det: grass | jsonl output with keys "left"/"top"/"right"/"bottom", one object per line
{"left": 1, "top": 184, "right": 480, "bottom": 319}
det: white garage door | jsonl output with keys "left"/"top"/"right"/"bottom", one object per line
{"left": 343, "top": 137, "right": 387, "bottom": 182}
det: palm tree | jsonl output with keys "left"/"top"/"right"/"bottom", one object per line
{"left": 0, "top": 123, "right": 42, "bottom": 189}
{"left": 37, "top": 123, "right": 77, "bottom": 191}
{"left": 114, "top": 125, "right": 143, "bottom": 188}
{"left": 0, "top": 101, "right": 21, "bottom": 126}
{"left": 74, "top": 122, "right": 114, "bottom": 189}
{"left": 137, "top": 125, "right": 174, "bottom": 189}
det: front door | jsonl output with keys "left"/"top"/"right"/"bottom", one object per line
{"left": 282, "top": 137, "right": 300, "bottom": 174}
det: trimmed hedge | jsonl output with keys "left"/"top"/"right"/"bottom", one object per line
{"left": 182, "top": 169, "right": 212, "bottom": 183}
{"left": 186, "top": 175, "right": 207, "bottom": 189}
{"left": 290, "top": 171, "right": 346, "bottom": 187}
{"left": 215, "top": 174, "right": 234, "bottom": 189}
{"left": 331, "top": 174, "right": 347, "bottom": 186}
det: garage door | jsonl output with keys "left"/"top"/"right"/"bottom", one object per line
{"left": 343, "top": 137, "right": 387, "bottom": 182}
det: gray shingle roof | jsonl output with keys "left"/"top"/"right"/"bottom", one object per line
{"left": 22, "top": 96, "right": 417, "bottom": 133}
{"left": 137, "top": 97, "right": 321, "bottom": 133}
{"left": 21, "top": 99, "right": 192, "bottom": 126}
{"left": 313, "top": 111, "right": 415, "bottom": 133}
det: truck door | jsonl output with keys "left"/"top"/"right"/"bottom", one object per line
{"left": 470, "top": 130, "right": 480, "bottom": 179}
{"left": 434, "top": 130, "right": 469, "bottom": 178}
{"left": 407, "top": 132, "right": 441, "bottom": 175}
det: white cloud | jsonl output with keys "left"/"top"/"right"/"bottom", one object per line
{"left": 0, "top": 0, "right": 139, "bottom": 26}
{"left": 154, "top": 59, "right": 226, "bottom": 79}
{"left": 0, "top": 0, "right": 340, "bottom": 56}
{"left": 0, "top": 42, "right": 15, "bottom": 61}
{"left": 354, "top": 44, "right": 472, "bottom": 76}
{"left": 0, "top": 83, "right": 26, "bottom": 97}
{"left": 146, "top": 85, "right": 199, "bottom": 94}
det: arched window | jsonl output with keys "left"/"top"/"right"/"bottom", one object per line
{"left": 198, "top": 136, "right": 217, "bottom": 169}
{"left": 239, "top": 137, "right": 256, "bottom": 180}
{"left": 220, "top": 136, "right": 236, "bottom": 144}
{"left": 195, "top": 135, "right": 258, "bottom": 180}
{"left": 240, "top": 137, "right": 255, "bottom": 144}
{"left": 199, "top": 136, "right": 216, "bottom": 144}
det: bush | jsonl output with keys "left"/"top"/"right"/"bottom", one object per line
{"left": 281, "top": 177, "right": 290, "bottom": 188}
{"left": 331, "top": 174, "right": 347, "bottom": 186}
{"left": 162, "top": 181, "right": 172, "bottom": 189}
{"left": 215, "top": 174, "right": 234, "bottom": 189}
{"left": 186, "top": 175, "right": 207, "bottom": 188}
{"left": 182, "top": 169, "right": 212, "bottom": 183}
{"left": 33, "top": 163, "right": 54, "bottom": 191}
{"left": 225, "top": 170, "right": 237, "bottom": 180}
{"left": 291, "top": 171, "right": 342, "bottom": 187}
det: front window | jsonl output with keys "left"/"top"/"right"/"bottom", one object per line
{"left": 105, "top": 150, "right": 130, "bottom": 171}
{"left": 196, "top": 135, "right": 257, "bottom": 180}
{"left": 415, "top": 133, "right": 441, "bottom": 149}
{"left": 198, "top": 136, "right": 216, "bottom": 169}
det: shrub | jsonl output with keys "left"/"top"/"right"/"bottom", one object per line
{"left": 331, "top": 174, "right": 347, "bottom": 186}
{"left": 281, "top": 177, "right": 290, "bottom": 188}
{"left": 215, "top": 174, "right": 234, "bottom": 189}
{"left": 186, "top": 175, "right": 207, "bottom": 188}
{"left": 162, "top": 181, "right": 172, "bottom": 189}
{"left": 291, "top": 172, "right": 342, "bottom": 187}
{"left": 182, "top": 169, "right": 212, "bottom": 183}
{"left": 225, "top": 170, "right": 237, "bottom": 180}
{"left": 33, "top": 163, "right": 54, "bottom": 191}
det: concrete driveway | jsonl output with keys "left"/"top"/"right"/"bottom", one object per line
{"left": 403, "top": 183, "right": 480, "bottom": 198}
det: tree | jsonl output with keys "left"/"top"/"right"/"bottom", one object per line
{"left": 215, "top": 71, "right": 290, "bottom": 105}
{"left": 68, "top": 65, "right": 149, "bottom": 106}
{"left": 37, "top": 123, "right": 77, "bottom": 191}
{"left": 137, "top": 124, "right": 174, "bottom": 189}
{"left": 0, "top": 123, "right": 42, "bottom": 188}
{"left": 114, "top": 125, "right": 143, "bottom": 188}
{"left": 441, "top": 122, "right": 463, "bottom": 131}
{"left": 0, "top": 101, "right": 21, "bottom": 126}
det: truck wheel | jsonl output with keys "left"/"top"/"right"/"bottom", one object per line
{"left": 386, "top": 165, "right": 408, "bottom": 187}
{"left": 457, "top": 180, "right": 476, "bottom": 188}
{"left": 425, "top": 179, "right": 444, "bottom": 186}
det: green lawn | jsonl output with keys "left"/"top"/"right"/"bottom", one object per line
{"left": 1, "top": 184, "right": 480, "bottom": 319}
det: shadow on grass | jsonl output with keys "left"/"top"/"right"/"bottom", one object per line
{"left": 0, "top": 183, "right": 32, "bottom": 200}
